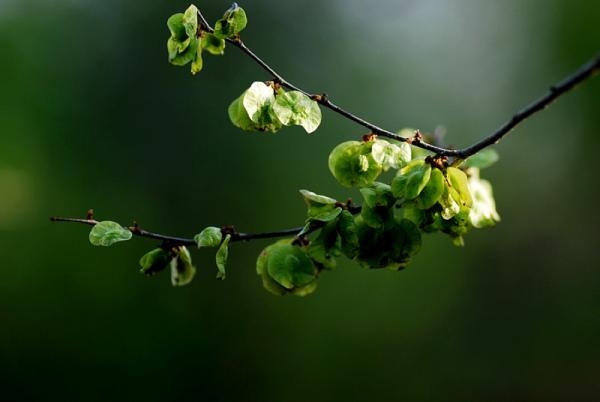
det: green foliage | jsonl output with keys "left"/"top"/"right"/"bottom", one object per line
{"left": 371, "top": 140, "right": 411, "bottom": 170}
{"left": 166, "top": 5, "right": 201, "bottom": 73}
{"left": 328, "top": 140, "right": 383, "bottom": 188}
{"left": 228, "top": 83, "right": 322, "bottom": 134}
{"left": 214, "top": 3, "right": 248, "bottom": 39}
{"left": 170, "top": 246, "right": 196, "bottom": 287}
{"left": 215, "top": 234, "right": 231, "bottom": 280}
{"left": 166, "top": 4, "right": 230, "bottom": 74}
{"left": 257, "top": 239, "right": 319, "bottom": 296}
{"left": 273, "top": 91, "right": 322, "bottom": 133}
{"left": 139, "top": 248, "right": 172, "bottom": 276}
{"left": 89, "top": 221, "right": 132, "bottom": 247}
{"left": 194, "top": 226, "right": 223, "bottom": 248}
{"left": 201, "top": 33, "right": 226, "bottom": 55}
{"left": 155, "top": 4, "right": 505, "bottom": 296}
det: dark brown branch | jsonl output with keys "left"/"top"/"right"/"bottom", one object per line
{"left": 198, "top": 9, "right": 600, "bottom": 158}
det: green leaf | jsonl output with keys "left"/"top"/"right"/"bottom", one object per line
{"left": 267, "top": 243, "right": 317, "bottom": 290}
{"left": 299, "top": 189, "right": 337, "bottom": 207}
{"left": 468, "top": 169, "right": 500, "bottom": 228}
{"left": 89, "top": 221, "right": 132, "bottom": 247}
{"left": 415, "top": 167, "right": 445, "bottom": 209}
{"left": 169, "top": 37, "right": 199, "bottom": 66}
{"left": 391, "top": 160, "right": 431, "bottom": 200}
{"left": 273, "top": 91, "right": 322, "bottom": 133}
{"left": 299, "top": 189, "right": 340, "bottom": 222}
{"left": 139, "top": 248, "right": 172, "bottom": 276}
{"left": 170, "top": 246, "right": 196, "bottom": 286}
{"left": 446, "top": 167, "right": 472, "bottom": 208}
{"left": 194, "top": 226, "right": 223, "bottom": 248}
{"left": 182, "top": 5, "right": 198, "bottom": 38}
{"left": 337, "top": 210, "right": 359, "bottom": 259}
{"left": 355, "top": 217, "right": 421, "bottom": 270}
{"left": 309, "top": 207, "right": 342, "bottom": 222}
{"left": 371, "top": 140, "right": 411, "bottom": 170}
{"left": 242, "top": 82, "right": 275, "bottom": 122}
{"left": 328, "top": 141, "right": 383, "bottom": 188}
{"left": 201, "top": 33, "right": 226, "bottom": 55}
{"left": 359, "top": 182, "right": 396, "bottom": 228}
{"left": 228, "top": 95, "right": 258, "bottom": 131}
{"left": 307, "top": 220, "right": 342, "bottom": 270}
{"left": 167, "top": 13, "right": 187, "bottom": 41}
{"left": 214, "top": 3, "right": 248, "bottom": 39}
{"left": 191, "top": 39, "right": 203, "bottom": 74}
{"left": 439, "top": 184, "right": 461, "bottom": 220}
{"left": 463, "top": 149, "right": 499, "bottom": 170}
{"left": 215, "top": 234, "right": 231, "bottom": 280}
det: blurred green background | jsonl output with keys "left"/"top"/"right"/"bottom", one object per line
{"left": 1, "top": 0, "right": 599, "bottom": 400}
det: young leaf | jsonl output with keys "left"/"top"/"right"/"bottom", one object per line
{"left": 201, "top": 33, "right": 226, "bottom": 55}
{"left": 299, "top": 189, "right": 337, "bottom": 206}
{"left": 273, "top": 91, "right": 322, "bottom": 133}
{"left": 89, "top": 221, "right": 132, "bottom": 247}
{"left": 415, "top": 167, "right": 445, "bottom": 209}
{"left": 194, "top": 226, "right": 223, "bottom": 248}
{"left": 169, "top": 37, "right": 199, "bottom": 66}
{"left": 139, "top": 248, "right": 171, "bottom": 276}
{"left": 228, "top": 95, "right": 258, "bottom": 131}
{"left": 299, "top": 189, "right": 340, "bottom": 222}
{"left": 328, "top": 141, "right": 383, "bottom": 188}
{"left": 242, "top": 82, "right": 275, "bottom": 122}
{"left": 446, "top": 167, "right": 472, "bottom": 208}
{"left": 391, "top": 160, "right": 431, "bottom": 200}
{"left": 182, "top": 5, "right": 198, "bottom": 38}
{"left": 307, "top": 220, "right": 342, "bottom": 270}
{"left": 214, "top": 3, "right": 248, "bottom": 39}
{"left": 463, "top": 149, "right": 499, "bottom": 170}
{"left": 167, "top": 13, "right": 188, "bottom": 42}
{"left": 170, "top": 246, "right": 196, "bottom": 287}
{"left": 267, "top": 243, "right": 317, "bottom": 290}
{"left": 191, "top": 39, "right": 203, "bottom": 74}
{"left": 215, "top": 234, "right": 231, "bottom": 280}
{"left": 371, "top": 140, "right": 411, "bottom": 170}
{"left": 468, "top": 169, "right": 501, "bottom": 228}
{"left": 337, "top": 210, "right": 359, "bottom": 259}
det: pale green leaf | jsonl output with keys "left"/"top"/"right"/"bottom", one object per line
{"left": 215, "top": 234, "right": 231, "bottom": 280}
{"left": 371, "top": 140, "right": 411, "bottom": 170}
{"left": 194, "top": 226, "right": 223, "bottom": 248}
{"left": 170, "top": 246, "right": 196, "bottom": 286}
{"left": 468, "top": 169, "right": 500, "bottom": 228}
{"left": 273, "top": 91, "right": 322, "bottom": 133}
{"left": 191, "top": 40, "right": 203, "bottom": 74}
{"left": 182, "top": 5, "right": 198, "bottom": 38}
{"left": 242, "top": 82, "right": 275, "bottom": 123}
{"left": 89, "top": 221, "right": 132, "bottom": 247}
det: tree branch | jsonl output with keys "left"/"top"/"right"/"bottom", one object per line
{"left": 198, "top": 9, "right": 600, "bottom": 158}
{"left": 50, "top": 215, "right": 306, "bottom": 245}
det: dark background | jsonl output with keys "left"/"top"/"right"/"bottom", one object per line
{"left": 1, "top": 0, "right": 599, "bottom": 400}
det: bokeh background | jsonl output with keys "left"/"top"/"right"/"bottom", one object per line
{"left": 1, "top": 0, "right": 599, "bottom": 400}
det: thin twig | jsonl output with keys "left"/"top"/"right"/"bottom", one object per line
{"left": 198, "top": 9, "right": 600, "bottom": 158}
{"left": 50, "top": 216, "right": 305, "bottom": 245}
